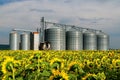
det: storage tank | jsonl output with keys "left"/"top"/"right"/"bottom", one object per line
{"left": 20, "top": 33, "right": 29, "bottom": 50}
{"left": 66, "top": 31, "right": 83, "bottom": 50}
{"left": 30, "top": 32, "right": 39, "bottom": 50}
{"left": 97, "top": 32, "right": 109, "bottom": 50}
{"left": 45, "top": 28, "right": 66, "bottom": 50}
{"left": 9, "top": 32, "right": 18, "bottom": 50}
{"left": 83, "top": 31, "right": 97, "bottom": 50}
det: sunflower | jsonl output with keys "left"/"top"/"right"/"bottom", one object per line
{"left": 1, "top": 56, "right": 20, "bottom": 74}
{"left": 96, "top": 72, "right": 106, "bottom": 80}
{"left": 50, "top": 69, "right": 69, "bottom": 80}
{"left": 52, "top": 69, "right": 60, "bottom": 76}
{"left": 68, "top": 61, "right": 80, "bottom": 71}
{"left": 60, "top": 71, "right": 69, "bottom": 80}
{"left": 28, "top": 54, "right": 34, "bottom": 60}
{"left": 112, "top": 59, "right": 116, "bottom": 67}
{"left": 1, "top": 56, "right": 14, "bottom": 74}
{"left": 95, "top": 59, "right": 101, "bottom": 68}
{"left": 116, "top": 59, "right": 120, "bottom": 66}
{"left": 2, "top": 75, "right": 6, "bottom": 80}
{"left": 81, "top": 73, "right": 96, "bottom": 80}
{"left": 101, "top": 56, "right": 107, "bottom": 63}
{"left": 112, "top": 59, "right": 120, "bottom": 67}
{"left": 108, "top": 52, "right": 114, "bottom": 57}
{"left": 67, "top": 61, "right": 85, "bottom": 75}
{"left": 50, "top": 58, "right": 64, "bottom": 69}
{"left": 86, "top": 60, "right": 94, "bottom": 69}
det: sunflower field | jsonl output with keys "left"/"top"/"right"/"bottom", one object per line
{"left": 0, "top": 50, "right": 120, "bottom": 80}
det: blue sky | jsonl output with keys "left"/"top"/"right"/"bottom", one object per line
{"left": 0, "top": 0, "right": 120, "bottom": 49}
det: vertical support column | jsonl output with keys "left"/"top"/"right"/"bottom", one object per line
{"left": 40, "top": 17, "right": 45, "bottom": 42}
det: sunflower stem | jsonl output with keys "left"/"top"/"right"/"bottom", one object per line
{"left": 37, "top": 56, "right": 40, "bottom": 80}
{"left": 38, "top": 57, "right": 40, "bottom": 72}
{"left": 10, "top": 64, "right": 15, "bottom": 80}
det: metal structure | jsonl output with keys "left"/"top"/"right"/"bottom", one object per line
{"left": 97, "top": 32, "right": 109, "bottom": 50}
{"left": 30, "top": 32, "right": 39, "bottom": 50}
{"left": 10, "top": 29, "right": 37, "bottom": 50}
{"left": 83, "top": 31, "right": 97, "bottom": 50}
{"left": 9, "top": 17, "right": 110, "bottom": 50}
{"left": 9, "top": 31, "right": 18, "bottom": 50}
{"left": 40, "top": 17, "right": 45, "bottom": 42}
{"left": 12, "top": 29, "right": 35, "bottom": 32}
{"left": 20, "top": 33, "right": 29, "bottom": 50}
{"left": 41, "top": 17, "right": 110, "bottom": 50}
{"left": 45, "top": 28, "right": 66, "bottom": 50}
{"left": 66, "top": 31, "right": 83, "bottom": 50}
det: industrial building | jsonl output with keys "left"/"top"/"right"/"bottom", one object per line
{"left": 9, "top": 17, "right": 109, "bottom": 50}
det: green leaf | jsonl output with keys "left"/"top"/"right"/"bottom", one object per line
{"left": 16, "top": 77, "right": 23, "bottom": 80}
{"left": 41, "top": 70, "right": 51, "bottom": 77}
{"left": 68, "top": 73, "right": 77, "bottom": 80}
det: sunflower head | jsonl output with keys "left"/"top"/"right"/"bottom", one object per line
{"left": 52, "top": 69, "right": 60, "bottom": 76}
{"left": 94, "top": 58, "right": 101, "bottom": 68}
{"left": 101, "top": 56, "right": 108, "bottom": 63}
{"left": 112, "top": 59, "right": 116, "bottom": 67}
{"left": 112, "top": 59, "right": 120, "bottom": 67}
{"left": 50, "top": 75, "right": 63, "bottom": 80}
{"left": 96, "top": 72, "right": 106, "bottom": 80}
{"left": 68, "top": 61, "right": 78, "bottom": 70}
{"left": 82, "top": 73, "right": 96, "bottom": 80}
{"left": 60, "top": 71, "right": 69, "bottom": 80}
{"left": 50, "top": 58, "right": 64, "bottom": 69}
{"left": 108, "top": 52, "right": 114, "bottom": 57}
{"left": 84, "top": 60, "right": 94, "bottom": 69}
{"left": 116, "top": 59, "right": 120, "bottom": 66}
{"left": 68, "top": 61, "right": 84, "bottom": 74}
{"left": 1, "top": 56, "right": 14, "bottom": 74}
{"left": 50, "top": 70, "right": 69, "bottom": 80}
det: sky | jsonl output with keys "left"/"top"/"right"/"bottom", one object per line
{"left": 0, "top": 0, "right": 120, "bottom": 49}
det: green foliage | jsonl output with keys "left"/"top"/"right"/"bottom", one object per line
{"left": 0, "top": 50, "right": 120, "bottom": 80}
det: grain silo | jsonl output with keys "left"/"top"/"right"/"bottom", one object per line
{"left": 83, "top": 31, "right": 97, "bottom": 50}
{"left": 97, "top": 32, "right": 109, "bottom": 50}
{"left": 9, "top": 32, "right": 19, "bottom": 50}
{"left": 66, "top": 31, "right": 83, "bottom": 50}
{"left": 45, "top": 28, "right": 66, "bottom": 50}
{"left": 30, "top": 32, "right": 39, "bottom": 50}
{"left": 20, "top": 33, "right": 29, "bottom": 50}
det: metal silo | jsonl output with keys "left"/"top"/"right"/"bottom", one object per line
{"left": 9, "top": 32, "right": 18, "bottom": 50}
{"left": 66, "top": 31, "right": 83, "bottom": 50}
{"left": 20, "top": 33, "right": 29, "bottom": 50}
{"left": 30, "top": 32, "right": 39, "bottom": 50}
{"left": 97, "top": 32, "right": 109, "bottom": 50}
{"left": 45, "top": 28, "right": 66, "bottom": 50}
{"left": 83, "top": 31, "right": 97, "bottom": 50}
